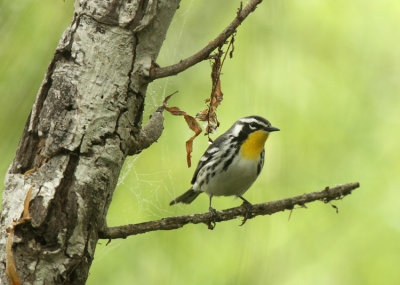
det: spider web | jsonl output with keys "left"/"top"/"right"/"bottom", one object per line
{"left": 112, "top": 0, "right": 196, "bottom": 221}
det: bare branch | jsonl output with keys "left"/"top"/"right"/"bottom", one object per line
{"left": 149, "top": 0, "right": 263, "bottom": 80}
{"left": 99, "top": 182, "right": 360, "bottom": 239}
{"left": 127, "top": 106, "right": 165, "bottom": 155}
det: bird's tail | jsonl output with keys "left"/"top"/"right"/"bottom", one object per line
{"left": 170, "top": 188, "right": 200, "bottom": 205}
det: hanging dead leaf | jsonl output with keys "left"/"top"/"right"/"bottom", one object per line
{"left": 163, "top": 92, "right": 202, "bottom": 167}
{"left": 196, "top": 34, "right": 235, "bottom": 137}
{"left": 198, "top": 50, "right": 223, "bottom": 136}
{"left": 164, "top": 34, "right": 235, "bottom": 165}
{"left": 184, "top": 115, "right": 202, "bottom": 167}
{"left": 196, "top": 109, "right": 208, "bottom": 121}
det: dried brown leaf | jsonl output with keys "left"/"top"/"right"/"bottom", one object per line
{"left": 184, "top": 115, "right": 202, "bottom": 134}
{"left": 167, "top": 108, "right": 185, "bottom": 116}
{"left": 184, "top": 115, "right": 202, "bottom": 167}
{"left": 185, "top": 138, "right": 195, "bottom": 167}
{"left": 196, "top": 109, "right": 208, "bottom": 121}
{"left": 205, "top": 77, "right": 224, "bottom": 135}
{"left": 199, "top": 36, "right": 234, "bottom": 137}
{"left": 163, "top": 92, "right": 203, "bottom": 167}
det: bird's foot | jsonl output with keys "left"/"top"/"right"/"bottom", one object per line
{"left": 208, "top": 206, "right": 218, "bottom": 230}
{"left": 239, "top": 200, "right": 254, "bottom": 226}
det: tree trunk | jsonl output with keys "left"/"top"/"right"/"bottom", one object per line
{"left": 0, "top": 0, "right": 180, "bottom": 283}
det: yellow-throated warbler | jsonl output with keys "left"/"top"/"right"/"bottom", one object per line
{"left": 170, "top": 116, "right": 279, "bottom": 224}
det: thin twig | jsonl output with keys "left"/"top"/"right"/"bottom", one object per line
{"left": 219, "top": 35, "right": 235, "bottom": 73}
{"left": 149, "top": 0, "right": 263, "bottom": 80}
{"left": 99, "top": 182, "right": 360, "bottom": 239}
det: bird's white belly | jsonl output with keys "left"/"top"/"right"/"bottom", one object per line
{"left": 198, "top": 156, "right": 259, "bottom": 197}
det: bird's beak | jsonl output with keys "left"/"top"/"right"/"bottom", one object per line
{"left": 266, "top": 126, "right": 280, "bottom": 132}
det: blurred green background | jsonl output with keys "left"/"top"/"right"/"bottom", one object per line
{"left": 1, "top": 0, "right": 400, "bottom": 284}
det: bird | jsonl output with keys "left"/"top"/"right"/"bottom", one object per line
{"left": 169, "top": 115, "right": 279, "bottom": 226}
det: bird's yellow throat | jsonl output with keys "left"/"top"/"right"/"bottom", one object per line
{"left": 240, "top": 130, "right": 269, "bottom": 160}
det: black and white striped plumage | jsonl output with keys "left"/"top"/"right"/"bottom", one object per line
{"left": 170, "top": 116, "right": 279, "bottom": 212}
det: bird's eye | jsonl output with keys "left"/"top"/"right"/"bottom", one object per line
{"left": 249, "top": 123, "right": 257, "bottom": 129}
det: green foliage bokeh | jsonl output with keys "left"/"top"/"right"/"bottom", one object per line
{"left": 1, "top": 1, "right": 400, "bottom": 284}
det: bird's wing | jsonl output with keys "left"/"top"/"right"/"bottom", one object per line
{"left": 190, "top": 135, "right": 226, "bottom": 185}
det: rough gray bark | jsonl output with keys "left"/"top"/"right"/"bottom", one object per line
{"left": 0, "top": 0, "right": 180, "bottom": 284}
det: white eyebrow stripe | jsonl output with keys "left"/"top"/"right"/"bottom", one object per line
{"left": 238, "top": 118, "right": 269, "bottom": 127}
{"left": 238, "top": 118, "right": 258, "bottom": 124}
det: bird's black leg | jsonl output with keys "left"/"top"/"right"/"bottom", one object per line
{"left": 208, "top": 195, "right": 217, "bottom": 229}
{"left": 238, "top": 196, "right": 254, "bottom": 226}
